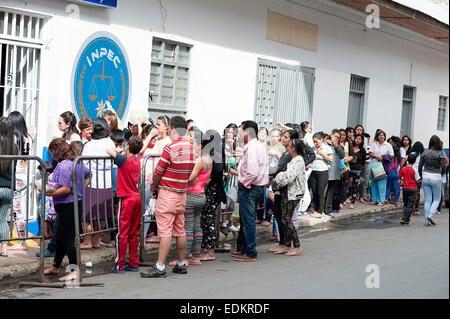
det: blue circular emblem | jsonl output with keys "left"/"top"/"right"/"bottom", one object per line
{"left": 72, "top": 32, "right": 131, "bottom": 121}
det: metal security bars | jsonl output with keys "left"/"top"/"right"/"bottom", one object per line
{"left": 437, "top": 96, "right": 447, "bottom": 131}
{"left": 401, "top": 86, "right": 415, "bottom": 137}
{"left": 255, "top": 59, "right": 315, "bottom": 128}
{"left": 0, "top": 155, "right": 46, "bottom": 282}
{"left": 138, "top": 154, "right": 160, "bottom": 262}
{"left": 347, "top": 75, "right": 367, "bottom": 128}
{"left": 72, "top": 156, "right": 116, "bottom": 278}
{"left": 0, "top": 10, "right": 45, "bottom": 43}
{"left": 149, "top": 38, "right": 191, "bottom": 120}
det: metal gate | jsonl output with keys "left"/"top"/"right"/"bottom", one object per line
{"left": 254, "top": 59, "right": 315, "bottom": 128}
{"left": 1, "top": 8, "right": 46, "bottom": 221}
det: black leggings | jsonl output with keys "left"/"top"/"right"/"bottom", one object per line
{"left": 53, "top": 202, "right": 78, "bottom": 268}
{"left": 348, "top": 171, "right": 361, "bottom": 204}
{"left": 310, "top": 170, "right": 329, "bottom": 213}
{"left": 281, "top": 199, "right": 300, "bottom": 248}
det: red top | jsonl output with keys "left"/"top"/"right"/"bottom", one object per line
{"left": 399, "top": 166, "right": 417, "bottom": 190}
{"left": 114, "top": 154, "right": 141, "bottom": 197}
{"left": 154, "top": 136, "right": 195, "bottom": 193}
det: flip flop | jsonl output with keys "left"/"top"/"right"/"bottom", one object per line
{"left": 273, "top": 250, "right": 289, "bottom": 255}
{"left": 188, "top": 260, "right": 202, "bottom": 265}
{"left": 200, "top": 255, "right": 216, "bottom": 261}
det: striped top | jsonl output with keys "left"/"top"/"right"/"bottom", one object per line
{"left": 154, "top": 136, "right": 195, "bottom": 192}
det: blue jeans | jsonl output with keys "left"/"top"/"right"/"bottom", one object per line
{"left": 237, "top": 185, "right": 264, "bottom": 258}
{"left": 422, "top": 178, "right": 441, "bottom": 222}
{"left": 385, "top": 171, "right": 399, "bottom": 203}
{"left": 370, "top": 173, "right": 387, "bottom": 204}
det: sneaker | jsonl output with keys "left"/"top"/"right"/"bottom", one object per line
{"left": 233, "top": 254, "right": 258, "bottom": 262}
{"left": 36, "top": 249, "right": 55, "bottom": 258}
{"left": 140, "top": 265, "right": 167, "bottom": 278}
{"left": 220, "top": 225, "right": 229, "bottom": 236}
{"left": 172, "top": 264, "right": 188, "bottom": 274}
{"left": 111, "top": 266, "right": 125, "bottom": 274}
{"left": 124, "top": 265, "right": 139, "bottom": 272}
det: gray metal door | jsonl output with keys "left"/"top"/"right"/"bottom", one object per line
{"left": 254, "top": 59, "right": 315, "bottom": 128}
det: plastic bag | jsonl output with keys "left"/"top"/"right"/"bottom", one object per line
{"left": 145, "top": 197, "right": 157, "bottom": 217}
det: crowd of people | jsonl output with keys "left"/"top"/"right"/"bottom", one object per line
{"left": 0, "top": 107, "right": 448, "bottom": 281}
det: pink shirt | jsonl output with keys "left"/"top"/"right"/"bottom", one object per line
{"left": 238, "top": 138, "right": 269, "bottom": 188}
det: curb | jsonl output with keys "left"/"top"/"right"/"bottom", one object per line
{"left": 0, "top": 203, "right": 408, "bottom": 282}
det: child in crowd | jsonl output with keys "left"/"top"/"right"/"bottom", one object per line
{"left": 106, "top": 136, "right": 143, "bottom": 273}
{"left": 35, "top": 161, "right": 57, "bottom": 239}
{"left": 399, "top": 153, "right": 418, "bottom": 225}
{"left": 44, "top": 138, "right": 90, "bottom": 282}
{"left": 111, "top": 130, "right": 125, "bottom": 152}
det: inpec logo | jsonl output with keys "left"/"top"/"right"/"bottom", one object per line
{"left": 72, "top": 32, "right": 131, "bottom": 121}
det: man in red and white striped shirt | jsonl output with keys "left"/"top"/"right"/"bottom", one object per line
{"left": 141, "top": 116, "right": 195, "bottom": 278}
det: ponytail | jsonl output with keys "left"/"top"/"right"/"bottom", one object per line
{"left": 60, "top": 111, "right": 80, "bottom": 138}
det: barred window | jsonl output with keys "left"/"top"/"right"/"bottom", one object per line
{"left": 437, "top": 96, "right": 447, "bottom": 131}
{"left": 400, "top": 86, "right": 415, "bottom": 137}
{"left": 149, "top": 38, "right": 191, "bottom": 119}
{"left": 347, "top": 75, "right": 367, "bottom": 128}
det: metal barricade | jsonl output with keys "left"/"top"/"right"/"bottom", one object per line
{"left": 0, "top": 155, "right": 46, "bottom": 282}
{"left": 72, "top": 155, "right": 116, "bottom": 278}
{"left": 138, "top": 154, "right": 160, "bottom": 263}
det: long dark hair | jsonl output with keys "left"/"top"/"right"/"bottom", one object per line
{"left": 60, "top": 111, "right": 80, "bottom": 139}
{"left": 428, "top": 135, "right": 443, "bottom": 151}
{"left": 0, "top": 117, "right": 17, "bottom": 174}
{"left": 298, "top": 121, "right": 310, "bottom": 139}
{"left": 353, "top": 134, "right": 365, "bottom": 150}
{"left": 7, "top": 111, "right": 29, "bottom": 155}
{"left": 291, "top": 138, "right": 306, "bottom": 157}
{"left": 284, "top": 129, "right": 299, "bottom": 141}
{"left": 410, "top": 141, "right": 425, "bottom": 156}
{"left": 92, "top": 118, "right": 110, "bottom": 140}
{"left": 390, "top": 136, "right": 402, "bottom": 164}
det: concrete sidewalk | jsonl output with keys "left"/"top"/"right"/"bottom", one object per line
{"left": 0, "top": 201, "right": 407, "bottom": 282}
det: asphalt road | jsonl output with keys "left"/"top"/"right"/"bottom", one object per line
{"left": 2, "top": 209, "right": 448, "bottom": 299}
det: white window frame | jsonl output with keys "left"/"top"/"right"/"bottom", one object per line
{"left": 148, "top": 37, "right": 192, "bottom": 116}
{"left": 437, "top": 95, "right": 448, "bottom": 131}
{"left": 347, "top": 74, "right": 367, "bottom": 128}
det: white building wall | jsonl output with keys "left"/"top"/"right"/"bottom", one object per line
{"left": 0, "top": 0, "right": 448, "bottom": 156}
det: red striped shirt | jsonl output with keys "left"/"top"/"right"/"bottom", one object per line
{"left": 154, "top": 136, "right": 195, "bottom": 192}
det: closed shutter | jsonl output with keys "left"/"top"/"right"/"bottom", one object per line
{"left": 401, "top": 86, "right": 414, "bottom": 137}
{"left": 254, "top": 59, "right": 314, "bottom": 128}
{"left": 347, "top": 75, "right": 366, "bottom": 128}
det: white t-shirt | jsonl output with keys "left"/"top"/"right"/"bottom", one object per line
{"left": 368, "top": 141, "right": 394, "bottom": 163}
{"left": 82, "top": 137, "right": 116, "bottom": 189}
{"left": 156, "top": 136, "right": 172, "bottom": 154}
{"left": 400, "top": 147, "right": 407, "bottom": 159}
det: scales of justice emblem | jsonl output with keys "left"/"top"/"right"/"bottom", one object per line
{"left": 73, "top": 33, "right": 131, "bottom": 121}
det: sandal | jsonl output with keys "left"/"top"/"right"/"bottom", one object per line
{"left": 188, "top": 259, "right": 202, "bottom": 265}
{"left": 285, "top": 248, "right": 303, "bottom": 256}
{"left": 200, "top": 255, "right": 216, "bottom": 261}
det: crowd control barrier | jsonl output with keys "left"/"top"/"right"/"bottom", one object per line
{"left": 138, "top": 154, "right": 161, "bottom": 263}
{"left": 72, "top": 155, "right": 117, "bottom": 280}
{"left": 0, "top": 155, "right": 46, "bottom": 282}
